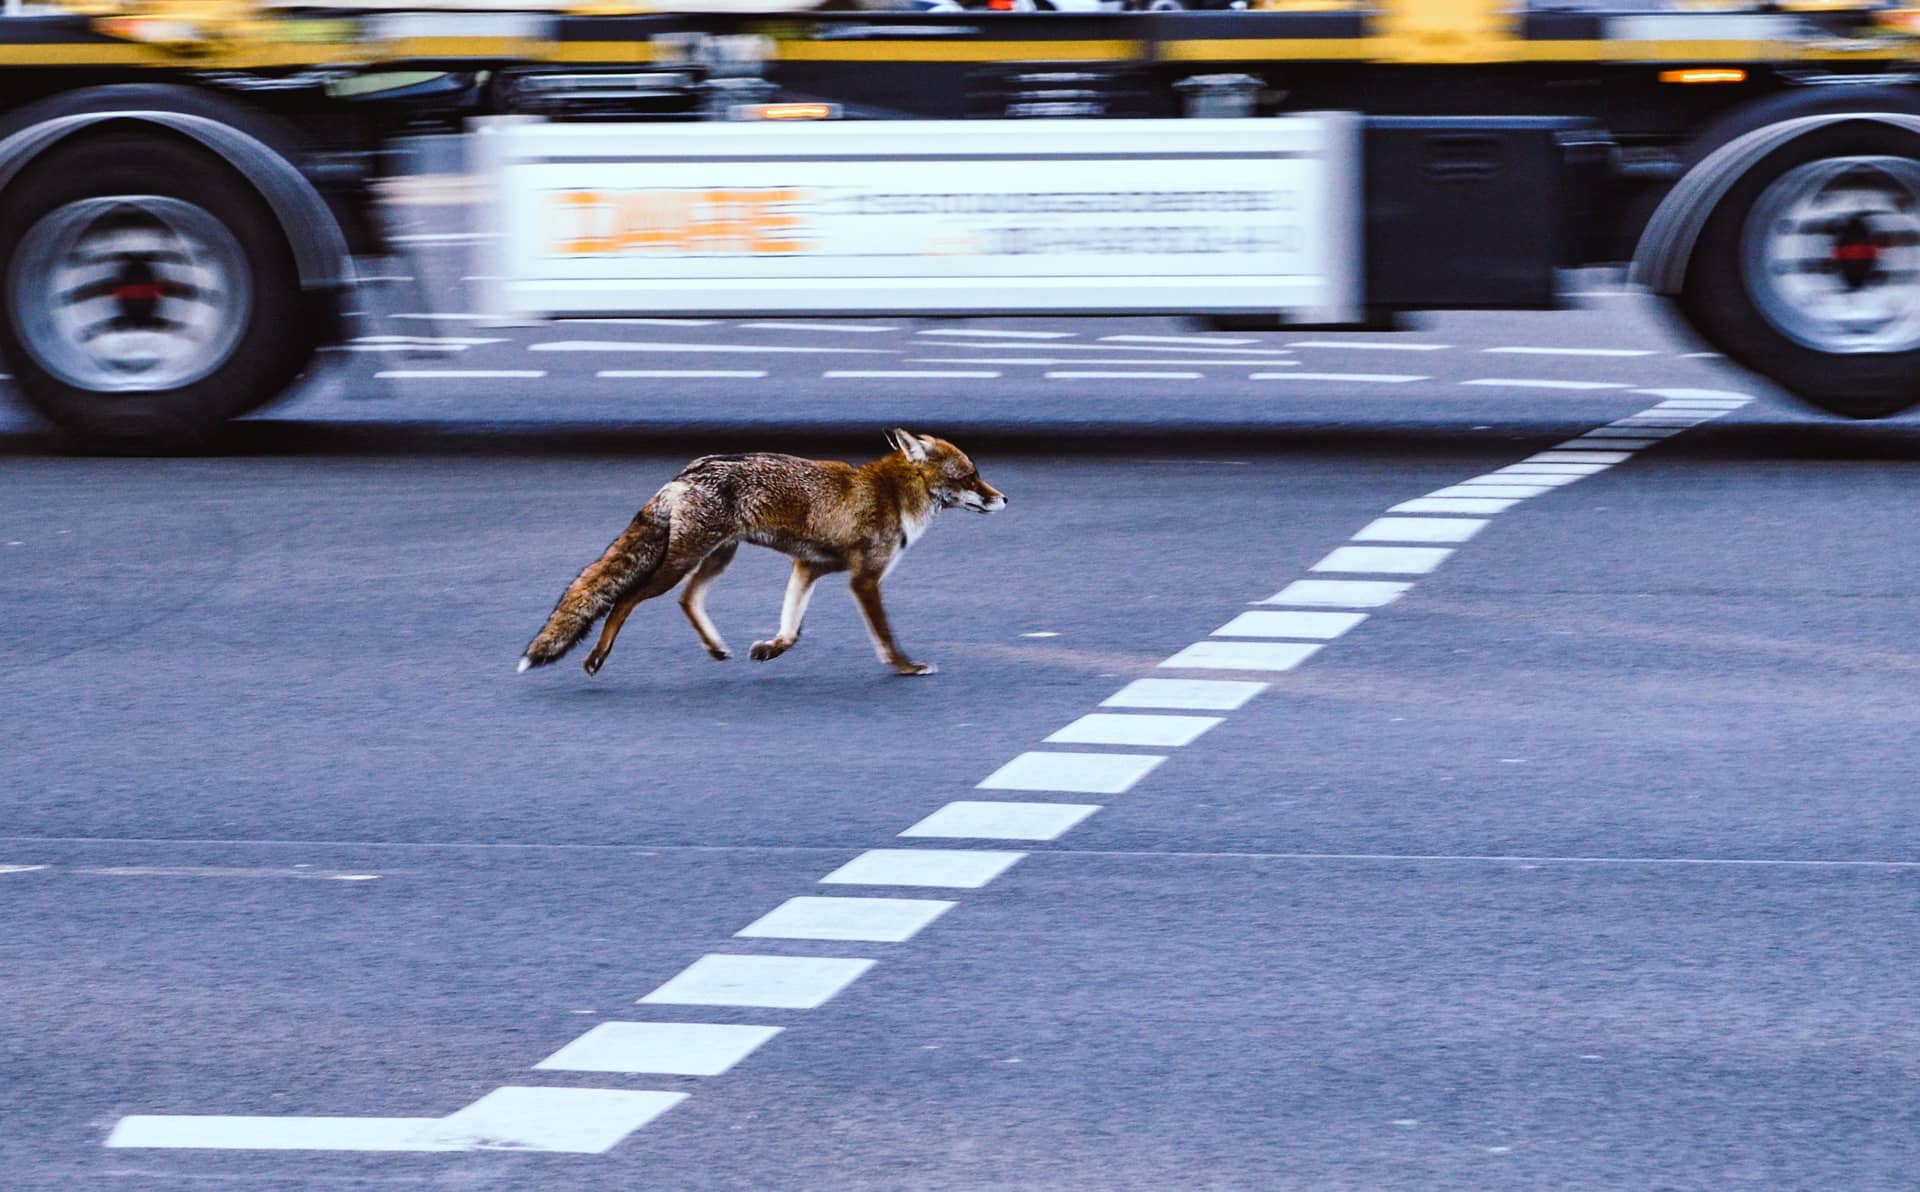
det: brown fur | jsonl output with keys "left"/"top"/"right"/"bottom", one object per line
{"left": 519, "top": 429, "right": 1005, "bottom": 677}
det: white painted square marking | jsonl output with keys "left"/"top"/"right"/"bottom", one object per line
{"left": 1389, "top": 497, "right": 1518, "bottom": 515}
{"left": 1102, "top": 678, "right": 1267, "bottom": 709}
{"left": 640, "top": 954, "right": 875, "bottom": 1009}
{"left": 1495, "top": 462, "right": 1612, "bottom": 475}
{"left": 1045, "top": 712, "right": 1222, "bottom": 747}
{"left": 1312, "top": 546, "right": 1453, "bottom": 574}
{"left": 1465, "top": 472, "right": 1584, "bottom": 487}
{"left": 1528, "top": 451, "right": 1631, "bottom": 464}
{"left": 1428, "top": 483, "right": 1553, "bottom": 499}
{"left": 978, "top": 751, "right": 1166, "bottom": 794}
{"left": 821, "top": 849, "right": 1025, "bottom": 889}
{"left": 1613, "top": 418, "right": 1705, "bottom": 428}
{"left": 536, "top": 1023, "right": 781, "bottom": 1076}
{"left": 1160, "top": 640, "right": 1323, "bottom": 672}
{"left": 900, "top": 801, "right": 1100, "bottom": 841}
{"left": 1212, "top": 609, "right": 1366, "bottom": 639}
{"left": 1587, "top": 426, "right": 1682, "bottom": 437}
{"left": 736, "top": 896, "right": 954, "bottom": 942}
{"left": 1352, "top": 516, "right": 1486, "bottom": 544}
{"left": 1258, "top": 578, "right": 1412, "bottom": 606}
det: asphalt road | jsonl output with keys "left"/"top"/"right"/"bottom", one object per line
{"left": 5, "top": 246, "right": 1920, "bottom": 1187}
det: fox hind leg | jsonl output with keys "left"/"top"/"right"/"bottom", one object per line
{"left": 680, "top": 542, "right": 739, "bottom": 660}
{"left": 581, "top": 527, "right": 727, "bottom": 677}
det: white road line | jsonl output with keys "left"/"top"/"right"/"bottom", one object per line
{"left": 1048, "top": 370, "right": 1200, "bottom": 380}
{"left": 1558, "top": 438, "right": 1656, "bottom": 450}
{"left": 338, "top": 344, "right": 472, "bottom": 353}
{"left": 1428, "top": 483, "right": 1554, "bottom": 498}
{"left": 899, "top": 801, "right": 1101, "bottom": 841}
{"left": 1159, "top": 640, "right": 1323, "bottom": 672}
{"left": 108, "top": 1088, "right": 685, "bottom": 1154}
{"left": 821, "top": 849, "right": 1025, "bottom": 889}
{"left": 1102, "top": 678, "right": 1268, "bottom": 710}
{"left": 1312, "top": 545, "right": 1453, "bottom": 574}
{"left": 639, "top": 955, "right": 875, "bottom": 1009}
{"left": 375, "top": 370, "right": 545, "bottom": 380}
{"left": 1637, "top": 389, "right": 1749, "bottom": 402}
{"left": 977, "top": 751, "right": 1166, "bottom": 795}
{"left": 1251, "top": 371, "right": 1427, "bottom": 383}
{"left": 913, "top": 357, "right": 1293, "bottom": 367}
{"left": 1212, "top": 610, "right": 1366, "bottom": 639}
{"left": 598, "top": 370, "right": 768, "bottom": 379}
{"left": 0, "top": 864, "right": 48, "bottom": 874}
{"left": 536, "top": 1023, "right": 781, "bottom": 1076}
{"left": 944, "top": 340, "right": 1296, "bottom": 357}
{"left": 1257, "top": 578, "right": 1411, "bottom": 608}
{"left": 1465, "top": 472, "right": 1584, "bottom": 487}
{"left": 1496, "top": 461, "right": 1612, "bottom": 475}
{"left": 1390, "top": 497, "right": 1519, "bottom": 515}
{"left": 1353, "top": 516, "right": 1487, "bottom": 544}
{"left": 531, "top": 340, "right": 893, "bottom": 355}
{"left": 825, "top": 370, "right": 1002, "bottom": 379}
{"left": 1682, "top": 351, "right": 1724, "bottom": 359}
{"left": 389, "top": 313, "right": 503, "bottom": 321}
{"left": 918, "top": 328, "right": 1074, "bottom": 340}
{"left": 741, "top": 322, "right": 898, "bottom": 333}
{"left": 1286, "top": 340, "right": 1452, "bottom": 351}
{"left": 1529, "top": 450, "right": 1633, "bottom": 464}
{"left": 736, "top": 896, "right": 954, "bottom": 943}
{"left": 1101, "top": 334, "right": 1260, "bottom": 345}
{"left": 1045, "top": 713, "right": 1223, "bottom": 747}
{"left": 1460, "top": 378, "right": 1633, "bottom": 390}
{"left": 1484, "top": 346, "right": 1657, "bottom": 357}
{"left": 1583, "top": 426, "right": 1684, "bottom": 439}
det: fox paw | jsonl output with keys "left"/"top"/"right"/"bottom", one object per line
{"left": 892, "top": 660, "right": 937, "bottom": 677}
{"left": 708, "top": 646, "right": 731, "bottom": 661}
{"left": 583, "top": 652, "right": 605, "bottom": 677}
{"left": 749, "top": 639, "right": 791, "bottom": 662}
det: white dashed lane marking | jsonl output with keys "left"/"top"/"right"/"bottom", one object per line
{"left": 1461, "top": 379, "right": 1633, "bottom": 390}
{"left": 977, "top": 751, "right": 1167, "bottom": 795}
{"left": 1352, "top": 517, "right": 1487, "bottom": 544}
{"left": 825, "top": 370, "right": 1002, "bottom": 379}
{"left": 1044, "top": 713, "right": 1223, "bottom": 747}
{"left": 1390, "top": 497, "right": 1518, "bottom": 515}
{"left": 1101, "top": 334, "right": 1259, "bottom": 345}
{"left": 640, "top": 955, "right": 876, "bottom": 1009}
{"left": 1100, "top": 678, "right": 1269, "bottom": 710}
{"left": 1211, "top": 610, "right": 1366, "bottom": 639}
{"left": 1286, "top": 340, "right": 1452, "bottom": 351}
{"left": 821, "top": 849, "right": 1026, "bottom": 889}
{"left": 1483, "top": 346, "right": 1657, "bottom": 357}
{"left": 898, "top": 801, "right": 1102, "bottom": 841}
{"left": 1258, "top": 578, "right": 1411, "bottom": 607}
{"left": 107, "top": 1088, "right": 686, "bottom": 1154}
{"left": 1048, "top": 371, "right": 1201, "bottom": 380}
{"left": 598, "top": 370, "right": 767, "bottom": 379}
{"left": 536, "top": 1023, "right": 782, "bottom": 1076}
{"left": 1312, "top": 545, "right": 1453, "bottom": 575}
{"left": 1159, "top": 640, "right": 1324, "bottom": 672}
{"left": 531, "top": 340, "right": 893, "bottom": 355}
{"left": 917, "top": 328, "right": 1074, "bottom": 340}
{"left": 736, "top": 897, "right": 955, "bottom": 943}
{"left": 1250, "top": 372, "right": 1427, "bottom": 383}
{"left": 741, "top": 322, "right": 898, "bottom": 333}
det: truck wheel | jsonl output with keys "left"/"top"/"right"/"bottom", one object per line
{"left": 0, "top": 133, "right": 316, "bottom": 451}
{"left": 1680, "top": 123, "right": 1920, "bottom": 419}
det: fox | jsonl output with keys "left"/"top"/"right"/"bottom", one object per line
{"left": 518, "top": 429, "right": 1006, "bottom": 679}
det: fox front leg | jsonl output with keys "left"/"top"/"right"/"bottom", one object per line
{"left": 849, "top": 571, "right": 934, "bottom": 677}
{"left": 751, "top": 561, "right": 824, "bottom": 662}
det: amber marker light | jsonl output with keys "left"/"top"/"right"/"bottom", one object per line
{"left": 1659, "top": 69, "right": 1749, "bottom": 85}
{"left": 735, "top": 103, "right": 840, "bottom": 121}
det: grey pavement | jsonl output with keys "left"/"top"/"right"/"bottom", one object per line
{"left": 3, "top": 280, "right": 1920, "bottom": 1189}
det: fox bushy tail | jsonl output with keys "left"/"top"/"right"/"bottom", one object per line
{"left": 519, "top": 505, "right": 671, "bottom": 671}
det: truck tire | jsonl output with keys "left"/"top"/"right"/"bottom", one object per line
{"left": 0, "top": 131, "right": 317, "bottom": 451}
{"left": 1679, "top": 121, "right": 1920, "bottom": 419}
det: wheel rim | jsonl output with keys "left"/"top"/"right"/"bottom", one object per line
{"left": 9, "top": 195, "right": 251, "bottom": 392}
{"left": 1742, "top": 155, "right": 1920, "bottom": 355}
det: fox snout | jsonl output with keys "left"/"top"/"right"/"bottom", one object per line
{"left": 961, "top": 488, "right": 1006, "bottom": 513}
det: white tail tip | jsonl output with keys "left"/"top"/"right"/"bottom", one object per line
{"left": 516, "top": 657, "right": 532, "bottom": 674}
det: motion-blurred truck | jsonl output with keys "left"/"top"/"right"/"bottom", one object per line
{"left": 5, "top": 0, "right": 1920, "bottom": 447}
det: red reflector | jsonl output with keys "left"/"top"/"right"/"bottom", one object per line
{"left": 112, "top": 283, "right": 166, "bottom": 301}
{"left": 1833, "top": 243, "right": 1880, "bottom": 262}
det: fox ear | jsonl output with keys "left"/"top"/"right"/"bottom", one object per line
{"left": 887, "top": 427, "right": 928, "bottom": 461}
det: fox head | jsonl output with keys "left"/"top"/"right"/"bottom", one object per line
{"left": 887, "top": 428, "right": 1006, "bottom": 514}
